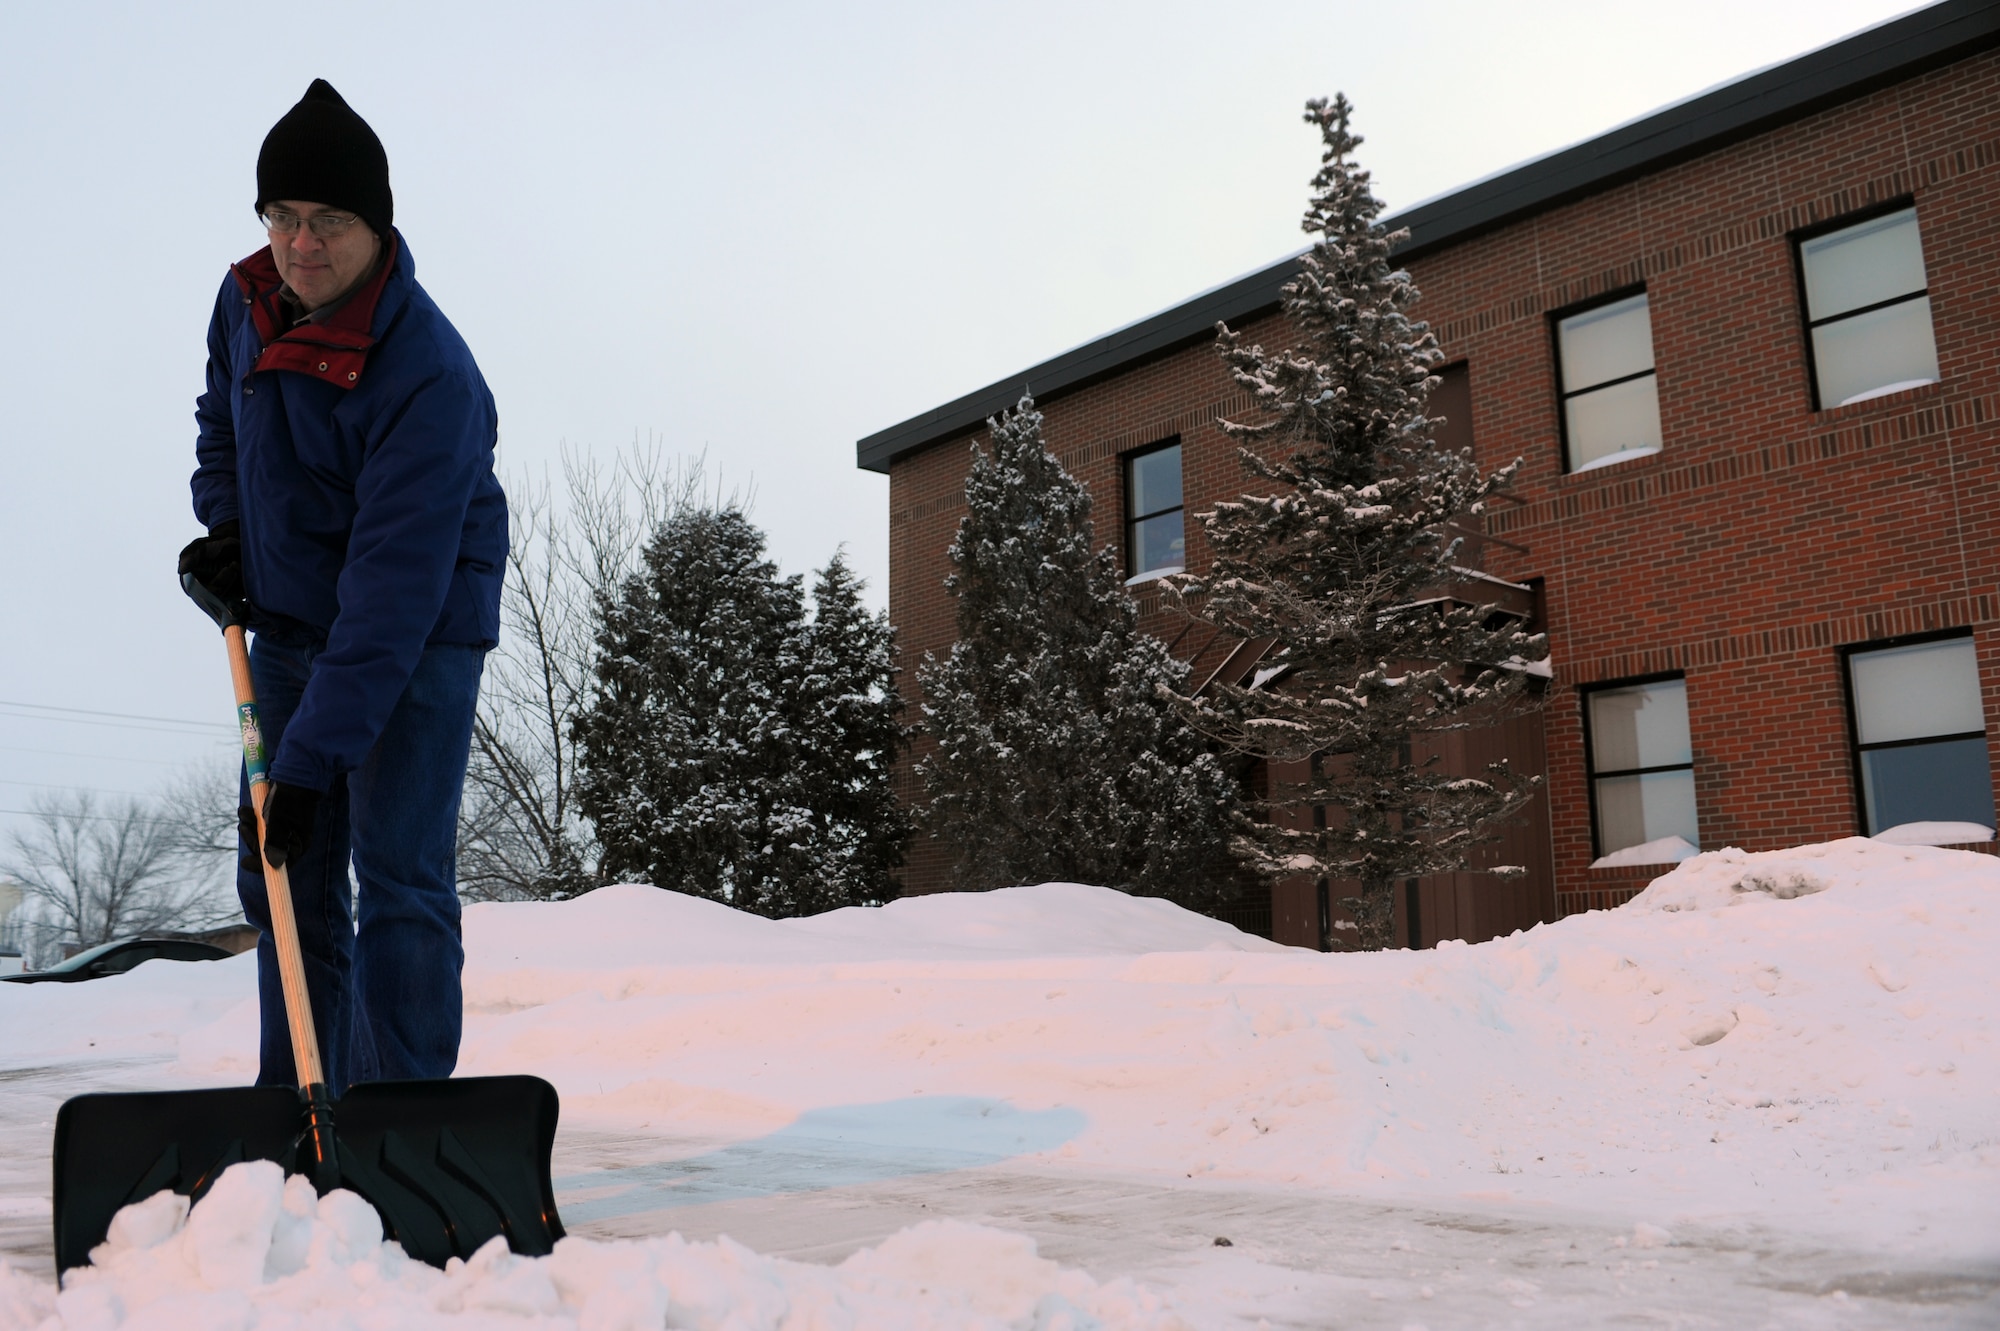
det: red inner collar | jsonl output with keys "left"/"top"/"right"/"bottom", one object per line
{"left": 232, "top": 231, "right": 399, "bottom": 349}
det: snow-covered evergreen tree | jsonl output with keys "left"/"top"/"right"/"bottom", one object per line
{"left": 917, "top": 398, "right": 1241, "bottom": 908}
{"left": 786, "top": 553, "right": 908, "bottom": 907}
{"left": 574, "top": 507, "right": 905, "bottom": 916}
{"left": 459, "top": 446, "right": 709, "bottom": 902}
{"left": 1166, "top": 96, "right": 1549, "bottom": 951}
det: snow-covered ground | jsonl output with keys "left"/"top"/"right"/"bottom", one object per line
{"left": 1, "top": 838, "right": 1996, "bottom": 1328}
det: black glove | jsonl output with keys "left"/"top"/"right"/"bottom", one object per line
{"left": 178, "top": 519, "right": 244, "bottom": 602}
{"left": 260, "top": 782, "right": 322, "bottom": 870}
{"left": 238, "top": 806, "right": 261, "bottom": 875}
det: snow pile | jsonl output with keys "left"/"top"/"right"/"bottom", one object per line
{"left": 4, "top": 839, "right": 1998, "bottom": 1324}
{"left": 1588, "top": 833, "right": 1699, "bottom": 868}
{"left": 471, "top": 880, "right": 1281, "bottom": 971}
{"left": 30, "top": 1160, "right": 1181, "bottom": 1330}
{"left": 401, "top": 846, "right": 1997, "bottom": 1249}
{"left": 448, "top": 842, "right": 1996, "bottom": 1249}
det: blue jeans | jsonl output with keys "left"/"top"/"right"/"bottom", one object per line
{"left": 236, "top": 635, "right": 485, "bottom": 1092}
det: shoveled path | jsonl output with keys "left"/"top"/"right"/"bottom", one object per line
{"left": 4, "top": 1054, "right": 1992, "bottom": 1328}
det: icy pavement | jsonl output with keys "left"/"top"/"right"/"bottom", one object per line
{"left": 548, "top": 1124, "right": 2000, "bottom": 1328}
{"left": 2, "top": 838, "right": 1998, "bottom": 1326}
{"left": 4, "top": 1083, "right": 1993, "bottom": 1327}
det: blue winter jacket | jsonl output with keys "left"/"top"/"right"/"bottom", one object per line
{"left": 191, "top": 232, "right": 506, "bottom": 793}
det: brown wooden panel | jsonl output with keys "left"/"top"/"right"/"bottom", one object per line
{"left": 1402, "top": 708, "right": 1557, "bottom": 946}
{"left": 1431, "top": 361, "right": 1474, "bottom": 456}
{"left": 1270, "top": 876, "right": 1320, "bottom": 949}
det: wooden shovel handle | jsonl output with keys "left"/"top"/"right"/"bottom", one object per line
{"left": 224, "top": 625, "right": 327, "bottom": 1092}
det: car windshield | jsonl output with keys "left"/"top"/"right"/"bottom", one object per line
{"left": 43, "top": 939, "right": 130, "bottom": 973}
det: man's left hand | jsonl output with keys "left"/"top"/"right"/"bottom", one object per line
{"left": 261, "top": 783, "right": 322, "bottom": 869}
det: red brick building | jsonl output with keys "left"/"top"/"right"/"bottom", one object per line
{"left": 857, "top": 1, "right": 2000, "bottom": 947}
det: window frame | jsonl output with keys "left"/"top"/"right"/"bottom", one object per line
{"left": 1549, "top": 284, "right": 1660, "bottom": 475}
{"left": 1790, "top": 197, "right": 1932, "bottom": 413}
{"left": 1122, "top": 436, "right": 1185, "bottom": 581}
{"left": 1837, "top": 627, "right": 1989, "bottom": 836}
{"left": 1580, "top": 670, "right": 1695, "bottom": 860}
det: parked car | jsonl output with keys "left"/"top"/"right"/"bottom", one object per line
{"left": 0, "top": 937, "right": 233, "bottom": 984}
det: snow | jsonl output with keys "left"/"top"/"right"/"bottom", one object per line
{"left": 1588, "top": 834, "right": 1700, "bottom": 868}
{"left": 3, "top": 843, "right": 1998, "bottom": 1327}
{"left": 1497, "top": 653, "right": 1554, "bottom": 679}
{"left": 1873, "top": 819, "right": 1993, "bottom": 846}
{"left": 1568, "top": 444, "right": 1662, "bottom": 475}
{"left": 23, "top": 1162, "right": 1177, "bottom": 1331}
{"left": 1837, "top": 377, "right": 1936, "bottom": 407}
{"left": 1444, "top": 567, "right": 1532, "bottom": 593}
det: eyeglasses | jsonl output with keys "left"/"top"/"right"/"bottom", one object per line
{"left": 259, "top": 209, "right": 364, "bottom": 239}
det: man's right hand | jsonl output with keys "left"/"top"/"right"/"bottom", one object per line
{"left": 178, "top": 519, "right": 244, "bottom": 601}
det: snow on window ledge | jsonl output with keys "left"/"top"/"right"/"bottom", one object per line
{"left": 1591, "top": 834, "right": 1700, "bottom": 869}
{"left": 1871, "top": 820, "right": 1994, "bottom": 847}
{"left": 1125, "top": 565, "right": 1184, "bottom": 587}
{"left": 1836, "top": 377, "right": 1937, "bottom": 409}
{"left": 1570, "top": 445, "right": 1663, "bottom": 477}
{"left": 1249, "top": 664, "right": 1290, "bottom": 690}
{"left": 1448, "top": 566, "right": 1534, "bottom": 592}
{"left": 1499, "top": 654, "right": 1554, "bottom": 679}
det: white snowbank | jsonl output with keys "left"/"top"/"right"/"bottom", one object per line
{"left": 1872, "top": 819, "right": 1992, "bottom": 846}
{"left": 18, "top": 1159, "right": 1179, "bottom": 1330}
{"left": 474, "top": 879, "right": 1280, "bottom": 968}
{"left": 1589, "top": 833, "right": 1699, "bottom": 868}
{"left": 5, "top": 843, "right": 1998, "bottom": 1325}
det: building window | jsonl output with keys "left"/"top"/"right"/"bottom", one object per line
{"left": 1124, "top": 439, "right": 1184, "bottom": 580}
{"left": 1798, "top": 205, "right": 1939, "bottom": 410}
{"left": 1585, "top": 676, "right": 1697, "bottom": 858}
{"left": 1845, "top": 634, "right": 1993, "bottom": 836}
{"left": 1556, "top": 291, "right": 1662, "bottom": 474}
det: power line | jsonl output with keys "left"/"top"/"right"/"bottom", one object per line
{"left": 0, "top": 806, "right": 192, "bottom": 827}
{"left": 0, "top": 743, "right": 196, "bottom": 768}
{"left": 0, "top": 778, "right": 151, "bottom": 799}
{"left": 0, "top": 699, "right": 225, "bottom": 729}
{"left": 0, "top": 710, "right": 235, "bottom": 740}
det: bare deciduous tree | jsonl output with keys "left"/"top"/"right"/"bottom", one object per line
{"left": 156, "top": 760, "right": 245, "bottom": 896}
{"left": 458, "top": 443, "right": 723, "bottom": 901}
{"left": 3, "top": 785, "right": 238, "bottom": 963}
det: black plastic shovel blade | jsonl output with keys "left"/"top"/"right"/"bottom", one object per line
{"left": 332, "top": 1075, "right": 565, "bottom": 1267}
{"left": 53, "top": 1085, "right": 304, "bottom": 1274}
{"left": 51, "top": 1075, "right": 564, "bottom": 1275}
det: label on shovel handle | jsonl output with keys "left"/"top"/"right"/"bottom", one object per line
{"left": 238, "top": 702, "right": 270, "bottom": 788}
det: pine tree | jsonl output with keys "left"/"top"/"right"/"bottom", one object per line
{"left": 917, "top": 398, "right": 1241, "bottom": 908}
{"left": 787, "top": 553, "right": 908, "bottom": 907}
{"left": 1167, "top": 96, "right": 1549, "bottom": 950}
{"left": 459, "top": 446, "right": 706, "bottom": 902}
{"left": 574, "top": 506, "right": 906, "bottom": 916}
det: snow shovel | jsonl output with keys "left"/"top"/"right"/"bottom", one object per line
{"left": 49, "top": 574, "right": 565, "bottom": 1274}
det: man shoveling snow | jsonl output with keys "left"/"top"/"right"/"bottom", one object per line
{"left": 179, "top": 78, "right": 504, "bottom": 1092}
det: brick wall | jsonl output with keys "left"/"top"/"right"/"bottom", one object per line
{"left": 884, "top": 49, "right": 2000, "bottom": 920}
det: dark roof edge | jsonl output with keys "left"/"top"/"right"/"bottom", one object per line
{"left": 856, "top": 255, "right": 1304, "bottom": 473}
{"left": 858, "top": 0, "right": 2000, "bottom": 474}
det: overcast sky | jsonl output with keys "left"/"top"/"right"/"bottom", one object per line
{"left": 0, "top": 0, "right": 1925, "bottom": 844}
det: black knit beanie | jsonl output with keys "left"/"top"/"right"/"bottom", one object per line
{"left": 255, "top": 79, "right": 393, "bottom": 237}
